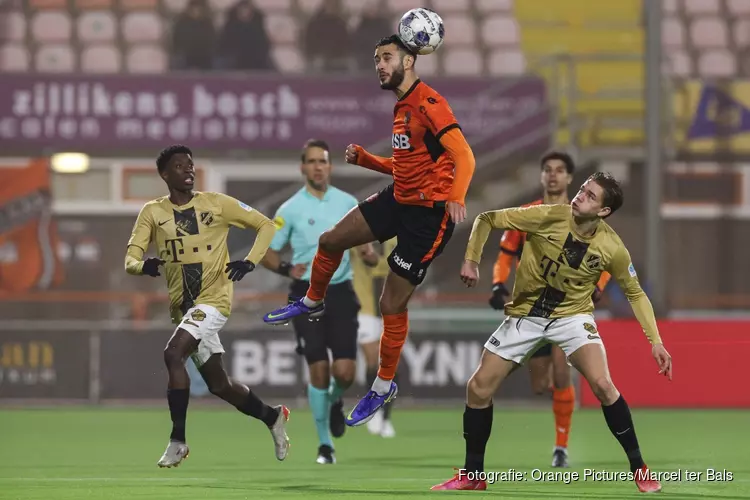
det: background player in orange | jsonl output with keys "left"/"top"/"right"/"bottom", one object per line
{"left": 263, "top": 34, "right": 476, "bottom": 426}
{"left": 489, "top": 151, "right": 612, "bottom": 467}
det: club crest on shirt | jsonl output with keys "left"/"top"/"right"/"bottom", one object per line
{"left": 191, "top": 309, "right": 206, "bottom": 322}
{"left": 200, "top": 211, "right": 213, "bottom": 226}
{"left": 628, "top": 263, "right": 637, "bottom": 277}
{"left": 586, "top": 254, "right": 601, "bottom": 270}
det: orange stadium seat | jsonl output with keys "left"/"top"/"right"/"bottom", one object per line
{"left": 126, "top": 44, "right": 167, "bottom": 72}
{"left": 0, "top": 44, "right": 30, "bottom": 72}
{"left": 121, "top": 11, "right": 162, "bottom": 43}
{"left": 80, "top": 44, "right": 121, "bottom": 72}
{"left": 663, "top": 17, "right": 685, "bottom": 49}
{"left": 733, "top": 19, "right": 750, "bottom": 46}
{"left": 35, "top": 44, "right": 76, "bottom": 71}
{"left": 77, "top": 11, "right": 117, "bottom": 43}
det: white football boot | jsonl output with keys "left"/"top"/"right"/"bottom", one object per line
{"left": 157, "top": 441, "right": 190, "bottom": 468}
{"left": 269, "top": 405, "right": 291, "bottom": 461}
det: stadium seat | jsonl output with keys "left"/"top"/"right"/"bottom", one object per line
{"left": 207, "top": 0, "right": 234, "bottom": 11}
{"left": 298, "top": 0, "right": 323, "bottom": 15}
{"left": 415, "top": 47, "right": 438, "bottom": 75}
{"left": 265, "top": 14, "right": 298, "bottom": 45}
{"left": 80, "top": 44, "right": 121, "bottom": 72}
{"left": 698, "top": 50, "right": 736, "bottom": 76}
{"left": 662, "top": 17, "right": 685, "bottom": 49}
{"left": 0, "top": 44, "right": 30, "bottom": 72}
{"left": 733, "top": 19, "right": 750, "bottom": 47}
{"left": 254, "top": 0, "right": 292, "bottom": 13}
{"left": 443, "top": 48, "right": 482, "bottom": 75}
{"left": 514, "top": 0, "right": 640, "bottom": 27}
{"left": 35, "top": 44, "right": 75, "bottom": 72}
{"left": 441, "top": 14, "right": 475, "bottom": 47}
{"left": 663, "top": 0, "right": 680, "bottom": 14}
{"left": 4, "top": 11, "right": 26, "bottom": 42}
{"left": 664, "top": 50, "right": 692, "bottom": 76}
{"left": 475, "top": 0, "right": 513, "bottom": 13}
{"left": 272, "top": 44, "right": 304, "bottom": 73}
{"left": 341, "top": 0, "right": 363, "bottom": 14}
{"left": 127, "top": 45, "right": 167, "bottom": 72}
{"left": 487, "top": 49, "right": 526, "bottom": 76}
{"left": 684, "top": 0, "right": 720, "bottom": 16}
{"left": 119, "top": 0, "right": 158, "bottom": 10}
{"left": 690, "top": 18, "right": 729, "bottom": 49}
{"left": 162, "top": 0, "right": 188, "bottom": 13}
{"left": 727, "top": 0, "right": 750, "bottom": 16}
{"left": 31, "top": 11, "right": 72, "bottom": 42}
{"left": 74, "top": 0, "right": 113, "bottom": 9}
{"left": 481, "top": 15, "right": 520, "bottom": 47}
{"left": 386, "top": 0, "right": 424, "bottom": 13}
{"left": 28, "top": 0, "right": 67, "bottom": 9}
{"left": 77, "top": 11, "right": 117, "bottom": 43}
{"left": 431, "top": 0, "right": 470, "bottom": 13}
{"left": 521, "top": 28, "right": 642, "bottom": 56}
{"left": 121, "top": 11, "right": 162, "bottom": 43}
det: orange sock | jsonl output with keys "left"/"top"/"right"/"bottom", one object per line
{"left": 553, "top": 385, "right": 575, "bottom": 448}
{"left": 306, "top": 247, "right": 344, "bottom": 302}
{"left": 377, "top": 311, "right": 409, "bottom": 381}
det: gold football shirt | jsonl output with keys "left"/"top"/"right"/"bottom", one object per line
{"left": 350, "top": 238, "right": 396, "bottom": 316}
{"left": 466, "top": 204, "right": 661, "bottom": 344}
{"left": 125, "top": 192, "right": 276, "bottom": 323}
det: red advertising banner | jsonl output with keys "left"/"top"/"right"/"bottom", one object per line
{"left": 580, "top": 320, "right": 750, "bottom": 408}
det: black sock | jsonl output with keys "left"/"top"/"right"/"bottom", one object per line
{"left": 383, "top": 372, "right": 397, "bottom": 420}
{"left": 463, "top": 405, "right": 493, "bottom": 474}
{"left": 602, "top": 395, "right": 645, "bottom": 472}
{"left": 238, "top": 389, "right": 279, "bottom": 427}
{"left": 167, "top": 388, "right": 189, "bottom": 443}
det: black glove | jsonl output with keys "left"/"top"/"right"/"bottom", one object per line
{"left": 225, "top": 260, "right": 255, "bottom": 281}
{"left": 142, "top": 258, "right": 165, "bottom": 277}
{"left": 277, "top": 261, "right": 293, "bottom": 277}
{"left": 592, "top": 286, "right": 603, "bottom": 304}
{"left": 489, "top": 282, "right": 509, "bottom": 310}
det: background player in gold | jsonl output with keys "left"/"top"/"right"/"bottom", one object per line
{"left": 125, "top": 145, "right": 289, "bottom": 469}
{"left": 351, "top": 237, "right": 398, "bottom": 438}
{"left": 432, "top": 172, "right": 672, "bottom": 493}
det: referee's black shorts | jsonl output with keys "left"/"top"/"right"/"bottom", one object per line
{"left": 289, "top": 279, "right": 360, "bottom": 365}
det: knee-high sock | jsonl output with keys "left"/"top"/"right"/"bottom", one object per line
{"left": 308, "top": 385, "right": 332, "bottom": 447}
{"left": 305, "top": 248, "right": 344, "bottom": 303}
{"left": 167, "top": 388, "right": 189, "bottom": 443}
{"left": 602, "top": 394, "right": 645, "bottom": 472}
{"left": 328, "top": 377, "right": 346, "bottom": 403}
{"left": 553, "top": 385, "right": 575, "bottom": 448}
{"left": 463, "top": 405, "right": 493, "bottom": 474}
{"left": 375, "top": 311, "right": 408, "bottom": 391}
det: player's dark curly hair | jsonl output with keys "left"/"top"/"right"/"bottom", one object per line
{"left": 156, "top": 144, "right": 193, "bottom": 173}
{"left": 375, "top": 34, "right": 418, "bottom": 61}
{"left": 540, "top": 150, "right": 575, "bottom": 175}
{"left": 301, "top": 139, "right": 330, "bottom": 163}
{"left": 588, "top": 171, "right": 624, "bottom": 218}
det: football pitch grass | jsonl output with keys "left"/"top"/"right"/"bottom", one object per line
{"left": 1, "top": 407, "right": 748, "bottom": 499}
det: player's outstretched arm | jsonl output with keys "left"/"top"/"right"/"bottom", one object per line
{"left": 441, "top": 128, "right": 476, "bottom": 223}
{"left": 607, "top": 245, "right": 673, "bottom": 380}
{"left": 346, "top": 144, "right": 393, "bottom": 174}
{"left": 124, "top": 204, "right": 164, "bottom": 277}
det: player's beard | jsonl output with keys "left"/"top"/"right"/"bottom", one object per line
{"left": 380, "top": 64, "right": 405, "bottom": 90}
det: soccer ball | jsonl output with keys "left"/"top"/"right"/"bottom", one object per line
{"left": 398, "top": 8, "right": 445, "bottom": 55}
